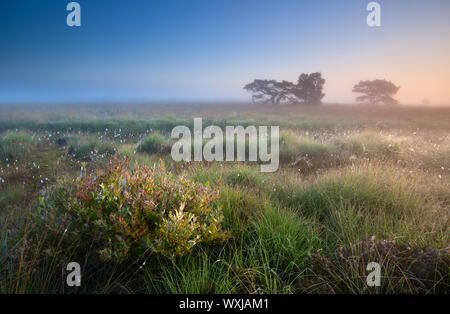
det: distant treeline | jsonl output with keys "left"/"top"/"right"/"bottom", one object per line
{"left": 244, "top": 73, "right": 401, "bottom": 106}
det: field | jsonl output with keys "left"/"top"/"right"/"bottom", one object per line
{"left": 0, "top": 103, "right": 449, "bottom": 293}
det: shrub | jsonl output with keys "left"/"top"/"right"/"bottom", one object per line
{"left": 67, "top": 137, "right": 116, "bottom": 161}
{"left": 136, "top": 133, "right": 171, "bottom": 154}
{"left": 32, "top": 157, "right": 229, "bottom": 262}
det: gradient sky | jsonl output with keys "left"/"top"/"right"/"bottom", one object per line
{"left": 1, "top": 0, "right": 449, "bottom": 104}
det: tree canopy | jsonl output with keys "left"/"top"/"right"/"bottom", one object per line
{"left": 352, "top": 79, "right": 400, "bottom": 105}
{"left": 244, "top": 73, "right": 325, "bottom": 105}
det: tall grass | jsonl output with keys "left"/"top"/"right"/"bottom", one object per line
{"left": 136, "top": 133, "right": 171, "bottom": 154}
{"left": 0, "top": 131, "right": 37, "bottom": 161}
{"left": 334, "top": 131, "right": 401, "bottom": 159}
{"left": 67, "top": 136, "right": 116, "bottom": 161}
{"left": 0, "top": 105, "right": 448, "bottom": 294}
{"left": 279, "top": 130, "right": 333, "bottom": 163}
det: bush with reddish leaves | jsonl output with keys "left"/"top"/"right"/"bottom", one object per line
{"left": 33, "top": 157, "right": 229, "bottom": 262}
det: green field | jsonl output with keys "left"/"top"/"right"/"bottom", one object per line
{"left": 0, "top": 103, "right": 448, "bottom": 293}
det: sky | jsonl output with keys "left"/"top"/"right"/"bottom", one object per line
{"left": 1, "top": 0, "right": 449, "bottom": 105}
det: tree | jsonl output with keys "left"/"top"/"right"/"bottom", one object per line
{"left": 292, "top": 72, "right": 325, "bottom": 105}
{"left": 352, "top": 79, "right": 400, "bottom": 105}
{"left": 244, "top": 72, "right": 325, "bottom": 105}
{"left": 243, "top": 79, "right": 296, "bottom": 105}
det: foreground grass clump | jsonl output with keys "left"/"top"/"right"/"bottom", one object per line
{"left": 298, "top": 166, "right": 420, "bottom": 219}
{"left": 136, "top": 133, "right": 171, "bottom": 155}
{"left": 268, "top": 164, "right": 446, "bottom": 250}
{"left": 217, "top": 186, "right": 261, "bottom": 235}
{"left": 32, "top": 157, "right": 229, "bottom": 262}
{"left": 0, "top": 131, "right": 37, "bottom": 161}
{"left": 271, "top": 164, "right": 421, "bottom": 219}
{"left": 299, "top": 237, "right": 449, "bottom": 293}
{"left": 67, "top": 136, "right": 116, "bottom": 161}
{"left": 145, "top": 203, "right": 322, "bottom": 294}
{"left": 146, "top": 251, "right": 237, "bottom": 294}
{"left": 0, "top": 184, "right": 27, "bottom": 210}
{"left": 251, "top": 206, "right": 321, "bottom": 276}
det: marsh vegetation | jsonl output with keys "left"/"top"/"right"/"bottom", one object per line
{"left": 0, "top": 103, "right": 448, "bottom": 293}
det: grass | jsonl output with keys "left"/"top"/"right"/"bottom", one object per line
{"left": 0, "top": 104, "right": 448, "bottom": 294}
{"left": 0, "top": 184, "right": 27, "bottom": 211}
{"left": 0, "top": 131, "right": 37, "bottom": 162}
{"left": 279, "top": 130, "right": 333, "bottom": 162}
{"left": 145, "top": 251, "right": 237, "bottom": 294}
{"left": 251, "top": 205, "right": 321, "bottom": 273}
{"left": 67, "top": 136, "right": 117, "bottom": 161}
{"left": 217, "top": 186, "right": 261, "bottom": 235}
{"left": 269, "top": 163, "right": 447, "bottom": 247}
{"left": 334, "top": 131, "right": 401, "bottom": 159}
{"left": 136, "top": 132, "right": 172, "bottom": 154}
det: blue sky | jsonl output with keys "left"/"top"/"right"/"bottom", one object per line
{"left": 1, "top": 0, "right": 449, "bottom": 104}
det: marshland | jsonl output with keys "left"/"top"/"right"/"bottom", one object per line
{"left": 0, "top": 103, "right": 448, "bottom": 293}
